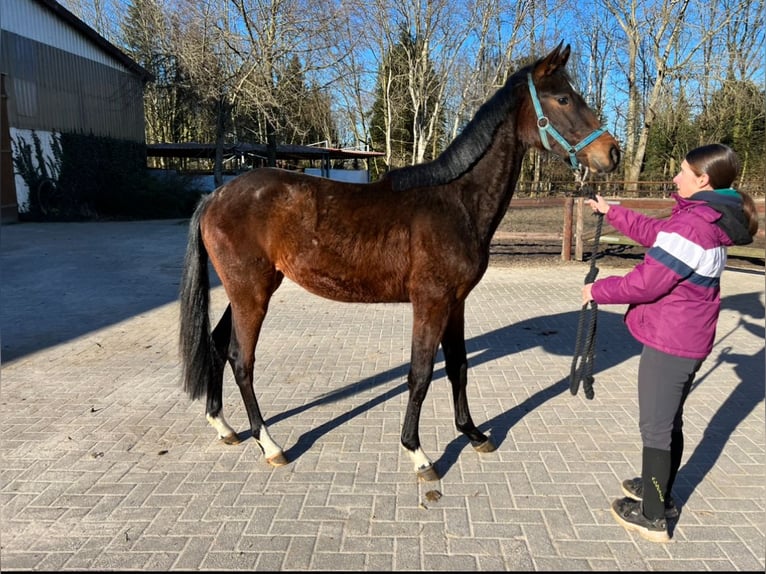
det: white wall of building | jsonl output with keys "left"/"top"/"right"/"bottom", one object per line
{"left": 10, "top": 127, "right": 59, "bottom": 212}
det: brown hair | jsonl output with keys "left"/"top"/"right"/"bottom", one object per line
{"left": 739, "top": 190, "right": 760, "bottom": 238}
{"left": 687, "top": 143, "right": 759, "bottom": 238}
{"left": 686, "top": 143, "right": 740, "bottom": 189}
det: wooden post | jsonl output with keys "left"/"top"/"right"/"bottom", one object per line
{"left": 575, "top": 197, "right": 585, "bottom": 261}
{"left": 561, "top": 197, "right": 574, "bottom": 261}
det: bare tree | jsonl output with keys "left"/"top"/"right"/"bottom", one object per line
{"left": 597, "top": 0, "right": 750, "bottom": 186}
{"left": 122, "top": 0, "right": 186, "bottom": 151}
{"left": 64, "top": 0, "right": 763, "bottom": 188}
{"left": 59, "top": 0, "right": 125, "bottom": 43}
{"left": 355, "top": 0, "right": 568, "bottom": 170}
{"left": 323, "top": 5, "right": 377, "bottom": 152}
{"left": 170, "top": 1, "right": 239, "bottom": 184}
{"left": 393, "top": 0, "right": 472, "bottom": 164}
{"left": 228, "top": 1, "right": 346, "bottom": 158}
{"left": 166, "top": 0, "right": 341, "bottom": 182}
{"left": 696, "top": 0, "right": 765, "bottom": 181}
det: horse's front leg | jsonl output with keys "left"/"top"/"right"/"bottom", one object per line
{"left": 401, "top": 307, "right": 447, "bottom": 482}
{"left": 441, "top": 302, "right": 495, "bottom": 453}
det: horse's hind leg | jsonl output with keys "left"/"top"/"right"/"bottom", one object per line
{"left": 441, "top": 302, "right": 495, "bottom": 453}
{"left": 226, "top": 278, "right": 287, "bottom": 467}
{"left": 204, "top": 305, "right": 240, "bottom": 445}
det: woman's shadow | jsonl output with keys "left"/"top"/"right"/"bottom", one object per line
{"left": 672, "top": 291, "right": 765, "bottom": 512}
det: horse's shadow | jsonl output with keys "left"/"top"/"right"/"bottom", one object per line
{"left": 254, "top": 306, "right": 642, "bottom": 474}
{"left": 244, "top": 288, "right": 765, "bottom": 490}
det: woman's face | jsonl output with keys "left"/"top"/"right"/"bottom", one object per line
{"left": 673, "top": 160, "right": 711, "bottom": 198}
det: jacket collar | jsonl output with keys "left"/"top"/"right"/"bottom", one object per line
{"left": 671, "top": 192, "right": 752, "bottom": 246}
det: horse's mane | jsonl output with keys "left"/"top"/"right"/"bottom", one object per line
{"left": 384, "top": 62, "right": 534, "bottom": 192}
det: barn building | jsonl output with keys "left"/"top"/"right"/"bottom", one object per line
{"left": 0, "top": 0, "right": 151, "bottom": 222}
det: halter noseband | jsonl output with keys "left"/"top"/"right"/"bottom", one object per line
{"left": 527, "top": 74, "right": 606, "bottom": 171}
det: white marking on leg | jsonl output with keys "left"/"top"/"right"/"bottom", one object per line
{"left": 206, "top": 412, "right": 236, "bottom": 440}
{"left": 254, "top": 426, "right": 283, "bottom": 460}
{"left": 405, "top": 446, "right": 433, "bottom": 472}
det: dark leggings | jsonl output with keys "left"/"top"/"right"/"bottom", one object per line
{"left": 638, "top": 345, "right": 703, "bottom": 450}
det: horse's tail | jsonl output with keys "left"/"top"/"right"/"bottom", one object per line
{"left": 179, "top": 194, "right": 217, "bottom": 401}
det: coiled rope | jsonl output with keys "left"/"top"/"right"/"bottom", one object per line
{"left": 569, "top": 182, "right": 603, "bottom": 400}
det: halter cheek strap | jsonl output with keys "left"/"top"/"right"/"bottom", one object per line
{"left": 527, "top": 74, "right": 606, "bottom": 170}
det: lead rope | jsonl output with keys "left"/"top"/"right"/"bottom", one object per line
{"left": 569, "top": 176, "right": 603, "bottom": 400}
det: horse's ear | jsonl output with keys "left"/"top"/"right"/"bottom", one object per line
{"left": 533, "top": 42, "right": 571, "bottom": 79}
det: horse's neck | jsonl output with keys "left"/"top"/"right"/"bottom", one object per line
{"left": 463, "top": 132, "right": 526, "bottom": 244}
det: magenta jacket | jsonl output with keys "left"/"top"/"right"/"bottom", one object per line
{"left": 591, "top": 192, "right": 750, "bottom": 359}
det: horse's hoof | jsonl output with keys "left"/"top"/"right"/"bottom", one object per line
{"left": 417, "top": 465, "right": 440, "bottom": 482}
{"left": 266, "top": 452, "right": 288, "bottom": 467}
{"left": 220, "top": 433, "right": 241, "bottom": 445}
{"left": 473, "top": 438, "right": 496, "bottom": 453}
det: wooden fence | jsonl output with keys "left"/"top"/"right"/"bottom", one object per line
{"left": 501, "top": 196, "right": 765, "bottom": 262}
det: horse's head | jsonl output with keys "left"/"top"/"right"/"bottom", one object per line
{"left": 523, "top": 42, "right": 620, "bottom": 174}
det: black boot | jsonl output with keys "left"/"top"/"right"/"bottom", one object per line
{"left": 621, "top": 477, "right": 679, "bottom": 518}
{"left": 611, "top": 497, "right": 669, "bottom": 543}
{"left": 611, "top": 447, "right": 672, "bottom": 543}
{"left": 667, "top": 431, "right": 683, "bottom": 498}
{"left": 641, "top": 447, "right": 671, "bottom": 521}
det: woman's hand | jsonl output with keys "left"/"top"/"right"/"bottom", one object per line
{"left": 585, "top": 194, "right": 611, "bottom": 215}
{"left": 582, "top": 283, "right": 594, "bottom": 306}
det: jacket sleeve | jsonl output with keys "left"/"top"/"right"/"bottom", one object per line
{"left": 591, "top": 252, "right": 684, "bottom": 305}
{"left": 591, "top": 218, "right": 702, "bottom": 305}
{"left": 606, "top": 205, "right": 665, "bottom": 248}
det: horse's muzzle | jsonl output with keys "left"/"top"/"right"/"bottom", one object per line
{"left": 589, "top": 143, "right": 621, "bottom": 173}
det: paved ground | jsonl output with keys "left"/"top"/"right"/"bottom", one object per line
{"left": 1, "top": 219, "right": 764, "bottom": 571}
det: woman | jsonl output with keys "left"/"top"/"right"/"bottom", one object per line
{"left": 582, "top": 143, "right": 759, "bottom": 542}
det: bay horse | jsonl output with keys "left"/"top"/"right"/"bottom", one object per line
{"left": 179, "top": 42, "right": 620, "bottom": 481}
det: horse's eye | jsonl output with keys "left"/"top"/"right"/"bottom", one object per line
{"left": 557, "top": 97, "right": 569, "bottom": 105}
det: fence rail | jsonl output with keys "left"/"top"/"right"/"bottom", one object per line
{"left": 513, "top": 180, "right": 766, "bottom": 197}
{"left": 499, "top": 196, "right": 765, "bottom": 263}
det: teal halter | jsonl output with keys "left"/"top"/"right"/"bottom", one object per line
{"left": 527, "top": 74, "right": 607, "bottom": 170}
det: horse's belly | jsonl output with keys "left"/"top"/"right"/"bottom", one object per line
{"left": 280, "top": 261, "right": 409, "bottom": 304}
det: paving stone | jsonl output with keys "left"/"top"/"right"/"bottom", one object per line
{"left": 1, "top": 220, "right": 763, "bottom": 571}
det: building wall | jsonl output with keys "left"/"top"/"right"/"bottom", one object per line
{"left": 3, "top": 33, "right": 146, "bottom": 140}
{"left": 0, "top": 0, "right": 149, "bottom": 218}
{"left": 1, "top": 0, "right": 147, "bottom": 141}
